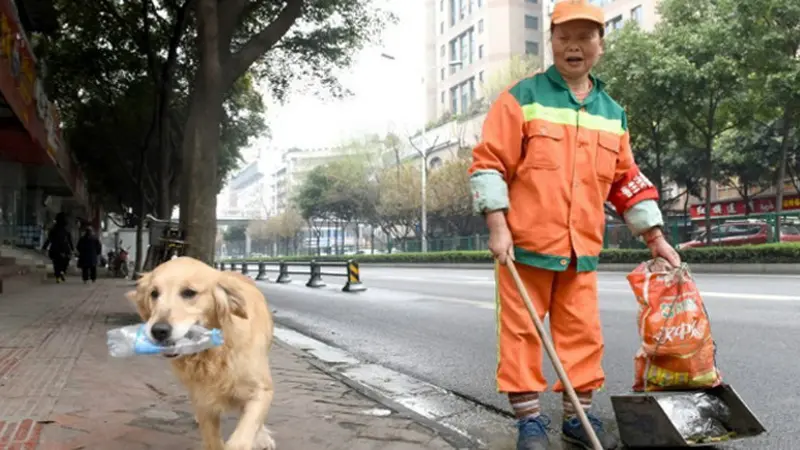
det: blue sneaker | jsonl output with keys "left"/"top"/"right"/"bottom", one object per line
{"left": 516, "top": 415, "right": 551, "bottom": 450}
{"left": 561, "top": 413, "right": 620, "bottom": 449}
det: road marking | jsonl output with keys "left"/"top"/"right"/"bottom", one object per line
{"left": 599, "top": 288, "right": 800, "bottom": 302}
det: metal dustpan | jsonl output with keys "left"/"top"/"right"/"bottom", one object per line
{"left": 611, "top": 383, "right": 766, "bottom": 448}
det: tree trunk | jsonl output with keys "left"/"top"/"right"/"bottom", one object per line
{"left": 180, "top": 0, "right": 224, "bottom": 264}
{"left": 704, "top": 147, "right": 713, "bottom": 246}
{"left": 775, "top": 106, "right": 793, "bottom": 242}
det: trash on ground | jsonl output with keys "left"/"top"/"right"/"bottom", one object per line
{"left": 656, "top": 391, "right": 737, "bottom": 444}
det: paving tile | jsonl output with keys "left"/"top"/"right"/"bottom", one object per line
{"left": 0, "top": 279, "right": 456, "bottom": 449}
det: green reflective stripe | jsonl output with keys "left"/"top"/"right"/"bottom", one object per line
{"left": 576, "top": 255, "right": 599, "bottom": 272}
{"left": 521, "top": 103, "right": 577, "bottom": 126}
{"left": 578, "top": 110, "right": 624, "bottom": 135}
{"left": 520, "top": 103, "right": 625, "bottom": 135}
{"left": 514, "top": 247, "right": 599, "bottom": 272}
{"left": 514, "top": 247, "right": 571, "bottom": 271}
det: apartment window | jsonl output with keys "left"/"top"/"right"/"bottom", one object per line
{"left": 526, "top": 0, "right": 538, "bottom": 3}
{"left": 605, "top": 14, "right": 623, "bottom": 34}
{"left": 441, "top": 91, "right": 445, "bottom": 104}
{"left": 440, "top": 21, "right": 444, "bottom": 34}
{"left": 478, "top": 44, "right": 484, "bottom": 59}
{"left": 525, "top": 41, "right": 539, "bottom": 55}
{"left": 450, "top": 77, "right": 477, "bottom": 115}
{"left": 459, "top": 0, "right": 467, "bottom": 19}
{"left": 468, "top": 28, "right": 475, "bottom": 63}
{"left": 631, "top": 5, "right": 643, "bottom": 24}
{"left": 449, "top": 39, "right": 458, "bottom": 73}
{"left": 460, "top": 33, "right": 468, "bottom": 65}
{"left": 524, "top": 15, "right": 539, "bottom": 30}
{"left": 440, "top": 0, "right": 444, "bottom": 11}
{"left": 479, "top": 71, "right": 484, "bottom": 83}
{"left": 477, "top": 0, "right": 482, "bottom": 7}
{"left": 450, "top": 0, "right": 456, "bottom": 25}
{"left": 478, "top": 19, "right": 484, "bottom": 33}
{"left": 449, "top": 27, "right": 475, "bottom": 72}
{"left": 440, "top": 45, "right": 445, "bottom": 57}
{"left": 440, "top": 68, "right": 445, "bottom": 80}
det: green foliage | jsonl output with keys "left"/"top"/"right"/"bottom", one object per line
{"left": 42, "top": 0, "right": 266, "bottom": 214}
{"left": 223, "top": 225, "right": 247, "bottom": 242}
{"left": 222, "top": 243, "right": 800, "bottom": 265}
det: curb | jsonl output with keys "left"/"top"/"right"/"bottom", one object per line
{"left": 358, "top": 262, "right": 800, "bottom": 274}
{"left": 273, "top": 326, "right": 514, "bottom": 450}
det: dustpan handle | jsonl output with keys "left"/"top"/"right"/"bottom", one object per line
{"left": 505, "top": 260, "right": 603, "bottom": 450}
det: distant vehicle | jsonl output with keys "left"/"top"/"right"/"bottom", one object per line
{"left": 677, "top": 220, "right": 800, "bottom": 249}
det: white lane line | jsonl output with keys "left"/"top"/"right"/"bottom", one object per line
{"left": 599, "top": 288, "right": 800, "bottom": 302}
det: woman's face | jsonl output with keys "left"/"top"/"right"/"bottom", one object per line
{"left": 551, "top": 20, "right": 603, "bottom": 80}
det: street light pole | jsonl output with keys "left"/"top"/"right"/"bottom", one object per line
{"left": 420, "top": 145, "right": 428, "bottom": 252}
{"left": 381, "top": 51, "right": 430, "bottom": 252}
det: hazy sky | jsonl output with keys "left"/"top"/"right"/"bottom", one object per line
{"left": 243, "top": 0, "right": 426, "bottom": 170}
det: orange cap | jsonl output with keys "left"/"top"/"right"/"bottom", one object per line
{"left": 551, "top": 0, "right": 604, "bottom": 26}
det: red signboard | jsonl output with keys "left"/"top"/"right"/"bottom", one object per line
{"left": 689, "top": 194, "right": 800, "bottom": 219}
{"left": 0, "top": 2, "right": 46, "bottom": 151}
{"left": 0, "top": 1, "right": 86, "bottom": 205}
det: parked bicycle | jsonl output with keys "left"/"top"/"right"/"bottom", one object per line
{"left": 141, "top": 214, "right": 188, "bottom": 272}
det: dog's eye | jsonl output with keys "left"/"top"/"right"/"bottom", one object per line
{"left": 180, "top": 288, "right": 197, "bottom": 299}
{"left": 150, "top": 289, "right": 159, "bottom": 299}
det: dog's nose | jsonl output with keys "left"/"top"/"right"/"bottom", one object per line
{"left": 150, "top": 322, "right": 172, "bottom": 343}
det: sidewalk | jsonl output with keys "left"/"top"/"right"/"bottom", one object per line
{"left": 0, "top": 278, "right": 457, "bottom": 450}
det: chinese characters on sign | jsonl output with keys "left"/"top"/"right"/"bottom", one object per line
{"left": 690, "top": 195, "right": 800, "bottom": 219}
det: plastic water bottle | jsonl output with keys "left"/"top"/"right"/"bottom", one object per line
{"left": 107, "top": 323, "right": 224, "bottom": 358}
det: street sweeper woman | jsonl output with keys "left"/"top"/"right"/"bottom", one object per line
{"left": 467, "top": 1, "right": 681, "bottom": 449}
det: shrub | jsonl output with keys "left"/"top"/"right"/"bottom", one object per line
{"left": 221, "top": 243, "right": 800, "bottom": 265}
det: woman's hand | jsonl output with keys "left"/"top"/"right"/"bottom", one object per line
{"left": 644, "top": 228, "right": 681, "bottom": 267}
{"left": 486, "top": 211, "right": 514, "bottom": 264}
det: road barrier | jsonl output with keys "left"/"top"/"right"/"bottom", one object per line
{"left": 214, "top": 259, "right": 366, "bottom": 292}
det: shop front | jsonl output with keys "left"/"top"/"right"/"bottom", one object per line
{"left": 688, "top": 194, "right": 800, "bottom": 221}
{"left": 0, "top": 0, "right": 91, "bottom": 247}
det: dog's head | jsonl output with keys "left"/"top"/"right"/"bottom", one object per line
{"left": 125, "top": 257, "right": 248, "bottom": 348}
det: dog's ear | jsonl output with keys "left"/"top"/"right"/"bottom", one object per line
{"left": 128, "top": 272, "right": 153, "bottom": 320}
{"left": 213, "top": 272, "right": 248, "bottom": 320}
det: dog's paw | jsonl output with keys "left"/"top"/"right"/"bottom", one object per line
{"left": 253, "top": 425, "right": 275, "bottom": 450}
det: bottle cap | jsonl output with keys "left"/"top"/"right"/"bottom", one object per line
{"left": 210, "top": 329, "right": 224, "bottom": 346}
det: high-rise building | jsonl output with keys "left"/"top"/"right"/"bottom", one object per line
{"left": 543, "top": 0, "right": 660, "bottom": 67}
{"left": 423, "top": 0, "right": 546, "bottom": 124}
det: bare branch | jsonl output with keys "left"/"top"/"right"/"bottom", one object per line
{"left": 223, "top": 0, "right": 304, "bottom": 90}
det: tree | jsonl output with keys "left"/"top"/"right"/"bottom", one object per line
{"left": 374, "top": 164, "right": 421, "bottom": 240}
{"left": 427, "top": 158, "right": 476, "bottom": 236}
{"left": 654, "top": 0, "right": 746, "bottom": 243}
{"left": 181, "top": 0, "right": 394, "bottom": 263}
{"left": 730, "top": 0, "right": 800, "bottom": 237}
{"left": 595, "top": 23, "right": 682, "bottom": 207}
{"left": 716, "top": 124, "right": 781, "bottom": 215}
{"left": 43, "top": 0, "right": 266, "bottom": 217}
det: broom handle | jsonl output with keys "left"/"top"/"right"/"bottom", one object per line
{"left": 505, "top": 260, "right": 603, "bottom": 450}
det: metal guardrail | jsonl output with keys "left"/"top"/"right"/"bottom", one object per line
{"left": 215, "top": 260, "right": 367, "bottom": 292}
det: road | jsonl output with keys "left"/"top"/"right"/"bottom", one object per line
{"left": 257, "top": 266, "right": 800, "bottom": 448}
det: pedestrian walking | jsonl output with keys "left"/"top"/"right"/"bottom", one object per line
{"left": 77, "top": 227, "right": 102, "bottom": 283}
{"left": 42, "top": 212, "right": 74, "bottom": 283}
{"left": 468, "top": 1, "right": 682, "bottom": 449}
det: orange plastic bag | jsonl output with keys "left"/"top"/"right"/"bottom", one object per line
{"left": 626, "top": 258, "right": 722, "bottom": 392}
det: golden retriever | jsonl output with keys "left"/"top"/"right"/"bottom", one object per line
{"left": 126, "top": 256, "right": 275, "bottom": 450}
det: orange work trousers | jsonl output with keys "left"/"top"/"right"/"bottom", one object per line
{"left": 495, "top": 261, "right": 605, "bottom": 393}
